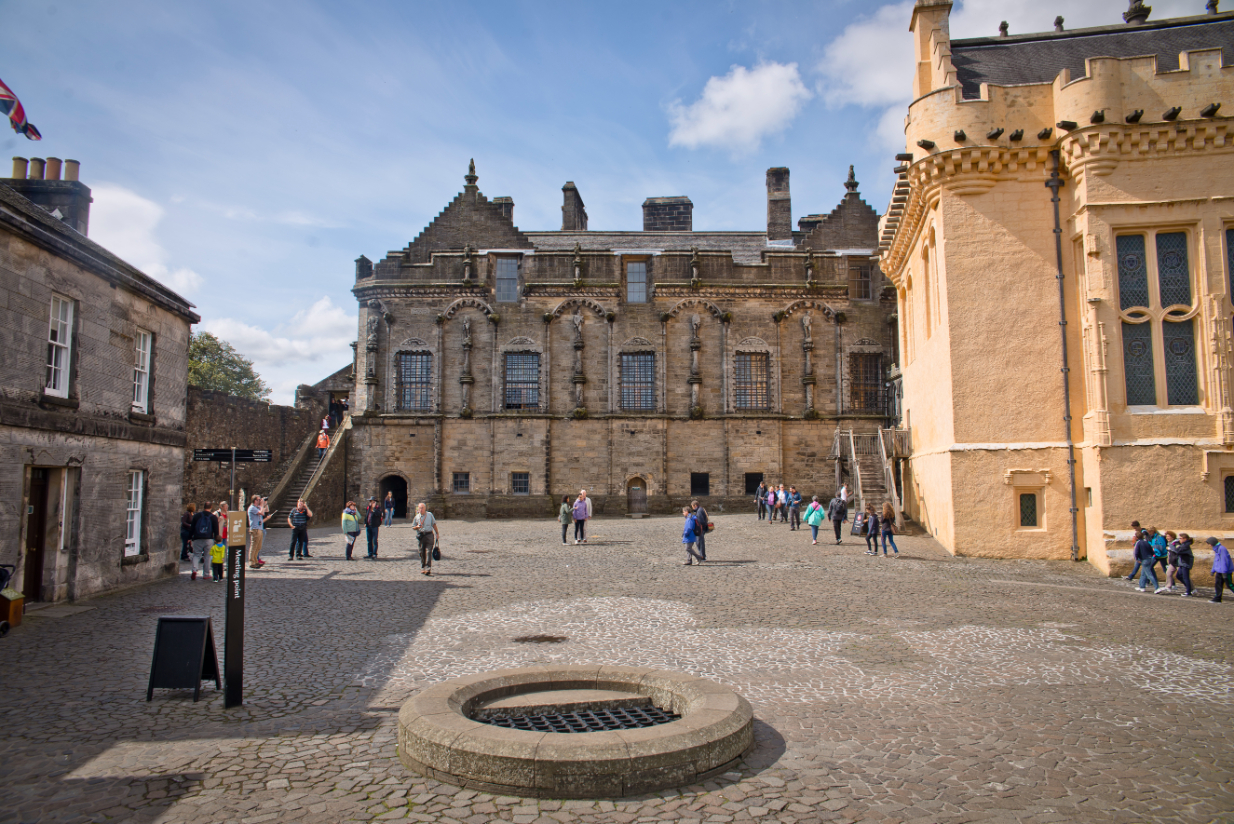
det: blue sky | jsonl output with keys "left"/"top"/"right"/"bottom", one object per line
{"left": 3, "top": 0, "right": 1202, "bottom": 402}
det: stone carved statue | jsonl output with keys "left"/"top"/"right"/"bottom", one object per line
{"left": 366, "top": 299, "right": 385, "bottom": 347}
{"left": 572, "top": 310, "right": 584, "bottom": 342}
{"left": 802, "top": 311, "right": 812, "bottom": 344}
{"left": 690, "top": 313, "right": 701, "bottom": 341}
{"left": 572, "top": 242, "right": 583, "bottom": 281}
{"left": 462, "top": 316, "right": 472, "bottom": 345}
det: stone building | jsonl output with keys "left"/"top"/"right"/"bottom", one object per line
{"left": 343, "top": 161, "right": 898, "bottom": 517}
{"left": 1, "top": 158, "right": 198, "bottom": 602}
{"left": 880, "top": 0, "right": 1234, "bottom": 571}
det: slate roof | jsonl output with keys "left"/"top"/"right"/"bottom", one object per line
{"left": 524, "top": 231, "right": 771, "bottom": 265}
{"left": 0, "top": 181, "right": 200, "bottom": 322}
{"left": 950, "top": 13, "right": 1234, "bottom": 99}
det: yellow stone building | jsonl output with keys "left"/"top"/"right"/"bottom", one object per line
{"left": 880, "top": 0, "right": 1234, "bottom": 577}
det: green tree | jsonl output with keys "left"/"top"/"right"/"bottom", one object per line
{"left": 188, "top": 331, "right": 271, "bottom": 402}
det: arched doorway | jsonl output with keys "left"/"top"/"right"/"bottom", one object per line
{"left": 626, "top": 477, "right": 648, "bottom": 516}
{"left": 378, "top": 475, "right": 408, "bottom": 519}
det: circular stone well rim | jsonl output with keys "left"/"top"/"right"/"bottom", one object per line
{"left": 397, "top": 665, "right": 754, "bottom": 799}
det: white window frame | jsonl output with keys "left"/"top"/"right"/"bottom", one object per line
{"left": 133, "top": 329, "right": 152, "bottom": 412}
{"left": 125, "top": 470, "right": 144, "bottom": 557}
{"left": 45, "top": 294, "right": 74, "bottom": 398}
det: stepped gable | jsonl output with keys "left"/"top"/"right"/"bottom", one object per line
{"left": 801, "top": 166, "right": 880, "bottom": 252}
{"left": 386, "top": 160, "right": 534, "bottom": 269}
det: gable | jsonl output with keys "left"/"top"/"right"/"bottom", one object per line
{"left": 802, "top": 193, "right": 880, "bottom": 251}
{"left": 401, "top": 187, "right": 533, "bottom": 265}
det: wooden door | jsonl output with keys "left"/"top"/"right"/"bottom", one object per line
{"left": 627, "top": 481, "right": 647, "bottom": 515}
{"left": 24, "top": 468, "right": 49, "bottom": 601}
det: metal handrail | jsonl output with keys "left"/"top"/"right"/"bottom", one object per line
{"left": 847, "top": 430, "right": 864, "bottom": 512}
{"left": 878, "top": 428, "right": 904, "bottom": 530}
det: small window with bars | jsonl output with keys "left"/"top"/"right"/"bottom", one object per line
{"left": 1019, "top": 492, "right": 1038, "bottom": 528}
{"left": 734, "top": 352, "right": 770, "bottom": 410}
{"left": 511, "top": 472, "right": 530, "bottom": 495}
{"left": 133, "top": 330, "right": 152, "bottom": 412}
{"left": 395, "top": 352, "right": 432, "bottom": 411}
{"left": 1225, "top": 475, "right": 1234, "bottom": 513}
{"left": 621, "top": 352, "right": 655, "bottom": 410}
{"left": 125, "top": 470, "right": 144, "bottom": 557}
{"left": 627, "top": 261, "right": 648, "bottom": 303}
{"left": 495, "top": 257, "right": 519, "bottom": 303}
{"left": 504, "top": 353, "right": 540, "bottom": 410}
{"left": 850, "top": 353, "right": 883, "bottom": 411}
{"left": 453, "top": 472, "right": 470, "bottom": 494}
{"left": 850, "top": 266, "right": 873, "bottom": 300}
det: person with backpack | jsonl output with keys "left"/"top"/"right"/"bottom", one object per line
{"left": 340, "top": 501, "right": 361, "bottom": 561}
{"left": 287, "top": 499, "right": 312, "bottom": 559}
{"left": 1149, "top": 527, "right": 1169, "bottom": 584}
{"left": 755, "top": 481, "right": 768, "bottom": 521}
{"left": 1208, "top": 536, "right": 1233, "bottom": 603}
{"left": 1133, "top": 530, "right": 1158, "bottom": 592}
{"left": 690, "top": 500, "right": 710, "bottom": 561}
{"left": 787, "top": 487, "right": 802, "bottom": 531}
{"left": 188, "top": 502, "right": 219, "bottom": 581}
{"left": 681, "top": 507, "right": 704, "bottom": 565}
{"left": 826, "top": 492, "right": 848, "bottom": 545}
{"left": 1173, "top": 532, "right": 1196, "bottom": 597}
{"left": 804, "top": 495, "right": 825, "bottom": 545}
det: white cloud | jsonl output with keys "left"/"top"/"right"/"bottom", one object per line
{"left": 89, "top": 183, "right": 204, "bottom": 295}
{"left": 202, "top": 296, "right": 356, "bottom": 370}
{"left": 668, "top": 62, "right": 813, "bottom": 155}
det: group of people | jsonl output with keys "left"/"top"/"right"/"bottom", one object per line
{"left": 1127, "top": 520, "right": 1232, "bottom": 602}
{"left": 180, "top": 501, "right": 231, "bottom": 581}
{"left": 754, "top": 481, "right": 900, "bottom": 556}
{"left": 558, "top": 489, "right": 594, "bottom": 544}
{"left": 337, "top": 497, "right": 439, "bottom": 571}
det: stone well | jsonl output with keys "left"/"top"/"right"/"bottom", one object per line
{"left": 397, "top": 665, "right": 754, "bottom": 798}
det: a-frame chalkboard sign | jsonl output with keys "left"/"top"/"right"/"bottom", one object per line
{"left": 146, "top": 615, "right": 221, "bottom": 701}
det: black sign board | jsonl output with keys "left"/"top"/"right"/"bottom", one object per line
{"left": 193, "top": 449, "right": 272, "bottom": 463}
{"left": 224, "top": 542, "right": 245, "bottom": 707}
{"left": 147, "top": 615, "right": 221, "bottom": 702}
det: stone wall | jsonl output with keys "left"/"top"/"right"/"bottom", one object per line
{"left": 182, "top": 387, "right": 317, "bottom": 508}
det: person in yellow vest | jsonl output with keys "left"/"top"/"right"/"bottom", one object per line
{"left": 210, "top": 540, "right": 226, "bottom": 582}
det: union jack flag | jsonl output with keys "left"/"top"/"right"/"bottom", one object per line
{"left": 0, "top": 77, "right": 41, "bottom": 141}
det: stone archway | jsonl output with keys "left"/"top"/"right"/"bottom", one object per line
{"left": 379, "top": 474, "right": 408, "bottom": 519}
{"left": 626, "top": 477, "right": 648, "bottom": 516}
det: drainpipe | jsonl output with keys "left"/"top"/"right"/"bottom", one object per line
{"left": 1046, "top": 150, "right": 1081, "bottom": 562}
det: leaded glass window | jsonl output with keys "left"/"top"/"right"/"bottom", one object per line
{"left": 395, "top": 352, "right": 432, "bottom": 411}
{"left": 504, "top": 353, "right": 540, "bottom": 410}
{"left": 495, "top": 257, "right": 519, "bottom": 303}
{"left": 1117, "top": 235, "right": 1149, "bottom": 310}
{"left": 1225, "top": 475, "right": 1234, "bottom": 513}
{"left": 850, "top": 353, "right": 883, "bottom": 411}
{"left": 511, "top": 472, "right": 530, "bottom": 495}
{"left": 1019, "top": 493, "right": 1038, "bottom": 528}
{"left": 620, "top": 352, "right": 655, "bottom": 410}
{"left": 45, "top": 295, "right": 73, "bottom": 397}
{"left": 125, "top": 470, "right": 144, "bottom": 557}
{"left": 1162, "top": 318, "right": 1198, "bottom": 405}
{"left": 1122, "top": 321, "right": 1156, "bottom": 405}
{"left": 1156, "top": 232, "right": 1191, "bottom": 308}
{"left": 735, "top": 353, "right": 770, "bottom": 410}
{"left": 627, "top": 262, "right": 647, "bottom": 303}
{"left": 453, "top": 472, "right": 470, "bottom": 494}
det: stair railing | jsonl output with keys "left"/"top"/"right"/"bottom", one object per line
{"left": 300, "top": 412, "right": 352, "bottom": 505}
{"left": 846, "top": 430, "right": 864, "bottom": 512}
{"left": 878, "top": 428, "right": 904, "bottom": 530}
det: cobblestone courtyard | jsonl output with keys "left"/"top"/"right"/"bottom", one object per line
{"left": 2, "top": 514, "right": 1232, "bottom": 824}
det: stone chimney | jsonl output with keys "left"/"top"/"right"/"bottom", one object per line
{"left": 766, "top": 168, "right": 792, "bottom": 241}
{"left": 493, "top": 196, "right": 514, "bottom": 222}
{"left": 910, "top": 0, "right": 956, "bottom": 99}
{"left": 562, "top": 182, "right": 588, "bottom": 231}
{"left": 7, "top": 156, "right": 92, "bottom": 235}
{"left": 355, "top": 255, "right": 373, "bottom": 280}
{"left": 1124, "top": 0, "right": 1151, "bottom": 24}
{"left": 642, "top": 196, "right": 692, "bottom": 231}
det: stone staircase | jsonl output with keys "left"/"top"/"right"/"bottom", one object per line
{"left": 267, "top": 454, "right": 323, "bottom": 529}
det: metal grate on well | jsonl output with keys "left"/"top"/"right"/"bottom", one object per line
{"left": 482, "top": 706, "right": 681, "bottom": 733}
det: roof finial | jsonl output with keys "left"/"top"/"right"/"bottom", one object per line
{"left": 465, "top": 158, "right": 478, "bottom": 187}
{"left": 845, "top": 165, "right": 859, "bottom": 193}
{"left": 1207, "top": 0, "right": 1219, "bottom": 14}
{"left": 1054, "top": 16, "right": 1065, "bottom": 32}
{"left": 1123, "top": 0, "right": 1151, "bottom": 25}
{"left": 998, "top": 20, "right": 1009, "bottom": 37}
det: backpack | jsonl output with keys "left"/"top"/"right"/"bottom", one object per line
{"left": 192, "top": 511, "right": 214, "bottom": 540}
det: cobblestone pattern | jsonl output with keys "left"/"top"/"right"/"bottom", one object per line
{"left": 1, "top": 515, "right": 1231, "bottom": 824}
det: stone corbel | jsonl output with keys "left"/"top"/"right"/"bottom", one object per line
{"left": 1003, "top": 469, "right": 1052, "bottom": 487}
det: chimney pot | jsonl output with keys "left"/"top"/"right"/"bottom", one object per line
{"left": 28, "top": 158, "right": 45, "bottom": 180}
{"left": 11, "top": 157, "right": 29, "bottom": 179}
{"left": 63, "top": 159, "right": 80, "bottom": 181}
{"left": 766, "top": 167, "right": 792, "bottom": 241}
{"left": 642, "top": 196, "right": 692, "bottom": 232}
{"left": 45, "top": 157, "right": 62, "bottom": 181}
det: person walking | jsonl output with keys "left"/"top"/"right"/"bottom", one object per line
{"left": 247, "top": 494, "right": 271, "bottom": 570}
{"left": 572, "top": 490, "right": 592, "bottom": 544}
{"left": 316, "top": 429, "right": 330, "bottom": 461}
{"left": 1133, "top": 530, "right": 1158, "bottom": 592}
{"left": 755, "top": 481, "right": 768, "bottom": 521}
{"left": 804, "top": 496, "right": 825, "bottom": 545}
{"left": 681, "top": 507, "right": 704, "bottom": 565}
{"left": 341, "top": 501, "right": 361, "bottom": 560}
{"left": 1164, "top": 530, "right": 1182, "bottom": 592}
{"left": 287, "top": 499, "right": 312, "bottom": 559}
{"left": 690, "top": 500, "right": 710, "bottom": 561}
{"left": 383, "top": 491, "right": 396, "bottom": 527}
{"left": 880, "top": 502, "right": 900, "bottom": 557}
{"left": 1125, "top": 519, "right": 1143, "bottom": 581}
{"left": 180, "top": 504, "right": 196, "bottom": 561}
{"left": 1175, "top": 532, "right": 1196, "bottom": 597}
{"left": 558, "top": 495, "right": 572, "bottom": 544}
{"left": 364, "top": 496, "right": 382, "bottom": 558}
{"left": 826, "top": 492, "right": 848, "bottom": 545}
{"left": 766, "top": 487, "right": 777, "bottom": 523}
{"left": 412, "top": 502, "right": 440, "bottom": 575}
{"left": 776, "top": 485, "right": 788, "bottom": 524}
{"left": 188, "top": 502, "right": 218, "bottom": 581}
{"left": 1149, "top": 527, "right": 1169, "bottom": 583}
{"left": 863, "top": 502, "right": 881, "bottom": 556}
{"left": 210, "top": 539, "right": 226, "bottom": 582}
{"left": 839, "top": 483, "right": 850, "bottom": 505}
{"left": 1208, "top": 536, "right": 1233, "bottom": 603}
{"left": 787, "top": 487, "right": 802, "bottom": 531}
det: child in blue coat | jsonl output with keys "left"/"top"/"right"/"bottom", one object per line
{"left": 681, "top": 508, "right": 704, "bottom": 566}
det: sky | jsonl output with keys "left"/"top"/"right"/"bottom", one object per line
{"left": 3, "top": 0, "right": 1205, "bottom": 403}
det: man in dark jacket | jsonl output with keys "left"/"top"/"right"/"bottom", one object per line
{"left": 788, "top": 487, "right": 802, "bottom": 531}
{"left": 826, "top": 494, "right": 848, "bottom": 545}
{"left": 755, "top": 482, "right": 768, "bottom": 521}
{"left": 364, "top": 497, "right": 383, "bottom": 559}
{"left": 189, "top": 502, "right": 219, "bottom": 581}
{"left": 690, "top": 500, "right": 709, "bottom": 561}
{"left": 1133, "top": 530, "right": 1158, "bottom": 592}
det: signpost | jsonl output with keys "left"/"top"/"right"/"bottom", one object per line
{"left": 192, "top": 448, "right": 270, "bottom": 708}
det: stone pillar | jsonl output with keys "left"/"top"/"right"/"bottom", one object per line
{"left": 688, "top": 314, "right": 702, "bottom": 415}
{"left": 364, "top": 299, "right": 384, "bottom": 412}
{"left": 460, "top": 317, "right": 475, "bottom": 416}
{"left": 802, "top": 312, "right": 816, "bottom": 415}
{"left": 572, "top": 312, "right": 586, "bottom": 411}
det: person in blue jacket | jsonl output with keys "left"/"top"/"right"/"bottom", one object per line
{"left": 681, "top": 507, "right": 704, "bottom": 566}
{"left": 1133, "top": 530, "right": 1158, "bottom": 592}
{"left": 1206, "top": 536, "right": 1232, "bottom": 603}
